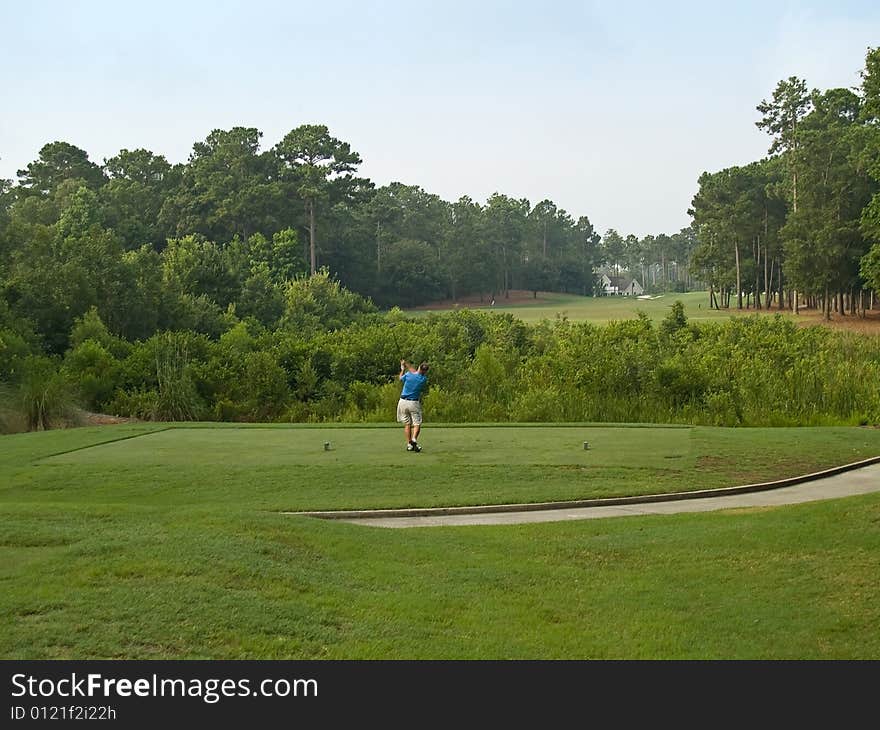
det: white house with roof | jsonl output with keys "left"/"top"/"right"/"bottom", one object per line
{"left": 600, "top": 273, "right": 644, "bottom": 296}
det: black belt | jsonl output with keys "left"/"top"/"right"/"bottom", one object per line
{"left": 400, "top": 396, "right": 419, "bottom": 401}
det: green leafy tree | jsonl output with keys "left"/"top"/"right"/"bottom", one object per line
{"left": 161, "top": 235, "right": 243, "bottom": 308}
{"left": 368, "top": 183, "right": 448, "bottom": 267}
{"left": 237, "top": 263, "right": 285, "bottom": 327}
{"left": 3, "top": 186, "right": 128, "bottom": 352}
{"left": 380, "top": 239, "right": 446, "bottom": 306}
{"left": 689, "top": 171, "right": 737, "bottom": 307}
{"left": 859, "top": 242, "right": 880, "bottom": 291}
{"left": 245, "top": 228, "right": 306, "bottom": 284}
{"left": 529, "top": 199, "right": 559, "bottom": 260}
{"left": 482, "top": 193, "right": 529, "bottom": 298}
{"left": 859, "top": 47, "right": 880, "bottom": 246}
{"left": 117, "top": 246, "right": 168, "bottom": 340}
{"left": 16, "top": 141, "right": 106, "bottom": 197}
{"left": 69, "top": 306, "right": 128, "bottom": 356}
{"left": 280, "top": 269, "right": 377, "bottom": 335}
{"left": 441, "top": 195, "right": 488, "bottom": 302}
{"left": 274, "top": 125, "right": 362, "bottom": 274}
{"left": 101, "top": 148, "right": 177, "bottom": 250}
{"left": 756, "top": 76, "right": 811, "bottom": 214}
{"left": 601, "top": 229, "right": 625, "bottom": 276}
{"left": 160, "top": 127, "right": 282, "bottom": 242}
{"left": 63, "top": 339, "right": 120, "bottom": 411}
{"left": 572, "top": 215, "right": 602, "bottom": 295}
{"left": 622, "top": 234, "right": 642, "bottom": 281}
{"left": 364, "top": 182, "right": 451, "bottom": 304}
{"left": 689, "top": 164, "right": 781, "bottom": 308}
{"left": 785, "top": 88, "right": 875, "bottom": 317}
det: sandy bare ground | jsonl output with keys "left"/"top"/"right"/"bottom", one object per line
{"left": 81, "top": 411, "right": 139, "bottom": 426}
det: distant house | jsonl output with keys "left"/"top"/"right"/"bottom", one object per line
{"left": 600, "top": 274, "right": 644, "bottom": 296}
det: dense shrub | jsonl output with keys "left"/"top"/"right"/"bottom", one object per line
{"left": 281, "top": 269, "right": 377, "bottom": 336}
{"left": 15, "top": 300, "right": 880, "bottom": 429}
{"left": 63, "top": 340, "right": 120, "bottom": 411}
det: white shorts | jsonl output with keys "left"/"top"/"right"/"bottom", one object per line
{"left": 396, "top": 398, "right": 423, "bottom": 426}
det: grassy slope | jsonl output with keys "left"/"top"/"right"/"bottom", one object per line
{"left": 2, "top": 423, "right": 880, "bottom": 659}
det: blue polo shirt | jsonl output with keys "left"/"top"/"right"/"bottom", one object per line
{"left": 400, "top": 371, "right": 427, "bottom": 400}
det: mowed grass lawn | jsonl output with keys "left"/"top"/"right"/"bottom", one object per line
{"left": 3, "top": 423, "right": 880, "bottom": 659}
{"left": 407, "top": 290, "right": 728, "bottom": 324}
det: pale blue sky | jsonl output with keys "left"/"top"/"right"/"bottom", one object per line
{"left": 2, "top": 1, "right": 878, "bottom": 236}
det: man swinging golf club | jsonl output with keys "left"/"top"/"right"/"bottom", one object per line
{"left": 398, "top": 358, "right": 429, "bottom": 452}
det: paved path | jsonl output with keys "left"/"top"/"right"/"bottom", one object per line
{"left": 291, "top": 459, "right": 880, "bottom": 529}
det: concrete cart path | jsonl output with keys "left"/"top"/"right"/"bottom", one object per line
{"left": 292, "top": 459, "right": 880, "bottom": 529}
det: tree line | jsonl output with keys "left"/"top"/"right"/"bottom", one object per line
{"left": 688, "top": 47, "right": 880, "bottom": 317}
{"left": 0, "top": 124, "right": 623, "bottom": 357}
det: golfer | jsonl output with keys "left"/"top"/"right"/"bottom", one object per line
{"left": 398, "top": 359, "right": 429, "bottom": 452}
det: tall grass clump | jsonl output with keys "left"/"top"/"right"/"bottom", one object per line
{"left": 15, "top": 356, "right": 81, "bottom": 431}
{"left": 154, "top": 333, "right": 203, "bottom": 421}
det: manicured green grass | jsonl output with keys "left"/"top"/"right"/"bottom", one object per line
{"left": 7, "top": 423, "right": 880, "bottom": 510}
{"left": 46, "top": 424, "right": 693, "bottom": 470}
{"left": 408, "top": 290, "right": 729, "bottom": 324}
{"left": 3, "top": 423, "right": 880, "bottom": 659}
